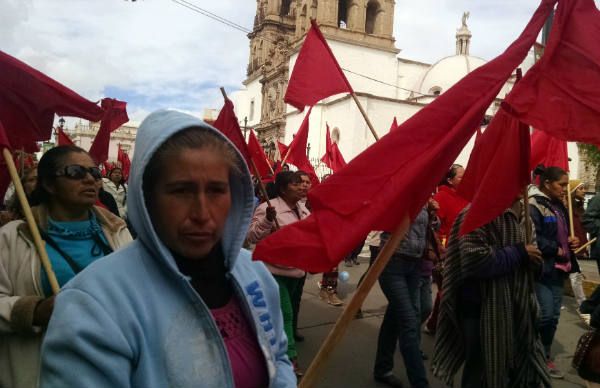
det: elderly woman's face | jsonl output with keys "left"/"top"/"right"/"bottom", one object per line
{"left": 149, "top": 148, "right": 231, "bottom": 260}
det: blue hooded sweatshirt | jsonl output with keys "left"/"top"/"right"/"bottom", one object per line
{"left": 40, "top": 110, "right": 296, "bottom": 387}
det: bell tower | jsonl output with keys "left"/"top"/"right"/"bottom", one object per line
{"left": 244, "top": 0, "right": 398, "bottom": 143}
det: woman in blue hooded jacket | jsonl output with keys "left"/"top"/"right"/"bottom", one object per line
{"left": 40, "top": 110, "right": 296, "bottom": 387}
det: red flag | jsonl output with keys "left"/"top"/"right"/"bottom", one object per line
{"left": 213, "top": 98, "right": 252, "bottom": 165}
{"left": 0, "top": 50, "right": 105, "bottom": 152}
{"left": 530, "top": 129, "right": 569, "bottom": 171}
{"left": 284, "top": 20, "right": 353, "bottom": 111}
{"left": 57, "top": 128, "right": 75, "bottom": 146}
{"left": 284, "top": 107, "right": 319, "bottom": 185}
{"left": 253, "top": 0, "right": 555, "bottom": 272}
{"left": 277, "top": 142, "right": 289, "bottom": 161}
{"left": 504, "top": 0, "right": 600, "bottom": 143}
{"left": 117, "top": 146, "right": 131, "bottom": 182}
{"left": 0, "top": 121, "right": 12, "bottom": 202}
{"left": 320, "top": 124, "right": 346, "bottom": 173}
{"left": 457, "top": 109, "right": 531, "bottom": 235}
{"left": 88, "top": 98, "right": 129, "bottom": 164}
{"left": 389, "top": 117, "right": 399, "bottom": 133}
{"left": 247, "top": 129, "right": 273, "bottom": 178}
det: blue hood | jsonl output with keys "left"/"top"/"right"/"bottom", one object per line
{"left": 127, "top": 109, "right": 255, "bottom": 272}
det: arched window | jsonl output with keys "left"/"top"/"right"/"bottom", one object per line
{"left": 338, "top": 0, "right": 348, "bottom": 28}
{"left": 280, "top": 0, "right": 292, "bottom": 16}
{"left": 365, "top": 1, "right": 380, "bottom": 34}
{"left": 429, "top": 86, "right": 442, "bottom": 96}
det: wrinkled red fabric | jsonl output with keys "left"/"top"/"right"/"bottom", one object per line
{"left": 213, "top": 98, "right": 252, "bottom": 165}
{"left": 0, "top": 50, "right": 105, "bottom": 152}
{"left": 247, "top": 129, "right": 272, "bottom": 178}
{"left": 277, "top": 141, "right": 289, "bottom": 161}
{"left": 504, "top": 0, "right": 600, "bottom": 143}
{"left": 284, "top": 107, "right": 319, "bottom": 185}
{"left": 253, "top": 0, "right": 556, "bottom": 272}
{"left": 530, "top": 129, "right": 569, "bottom": 171}
{"left": 57, "top": 128, "right": 75, "bottom": 146}
{"left": 320, "top": 124, "right": 346, "bottom": 173}
{"left": 88, "top": 98, "right": 129, "bottom": 164}
{"left": 117, "top": 146, "right": 131, "bottom": 182}
{"left": 284, "top": 20, "right": 353, "bottom": 111}
{"left": 458, "top": 109, "right": 531, "bottom": 235}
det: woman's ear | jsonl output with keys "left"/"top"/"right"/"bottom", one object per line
{"left": 42, "top": 180, "right": 56, "bottom": 196}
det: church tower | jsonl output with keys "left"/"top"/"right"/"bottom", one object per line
{"left": 244, "top": 0, "right": 398, "bottom": 145}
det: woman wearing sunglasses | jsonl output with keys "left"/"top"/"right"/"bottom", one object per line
{"left": 0, "top": 145, "right": 132, "bottom": 388}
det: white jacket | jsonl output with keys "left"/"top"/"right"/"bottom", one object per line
{"left": 102, "top": 178, "right": 127, "bottom": 218}
{"left": 0, "top": 205, "right": 132, "bottom": 388}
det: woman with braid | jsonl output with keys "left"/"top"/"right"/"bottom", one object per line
{"left": 432, "top": 197, "right": 551, "bottom": 388}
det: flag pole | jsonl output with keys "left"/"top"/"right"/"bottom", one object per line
{"left": 298, "top": 214, "right": 411, "bottom": 388}
{"left": 219, "top": 87, "right": 280, "bottom": 230}
{"left": 574, "top": 237, "right": 596, "bottom": 255}
{"left": 567, "top": 181, "right": 575, "bottom": 238}
{"left": 350, "top": 93, "right": 380, "bottom": 141}
{"left": 2, "top": 148, "right": 60, "bottom": 295}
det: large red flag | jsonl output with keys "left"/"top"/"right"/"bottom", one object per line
{"left": 0, "top": 50, "right": 105, "bottom": 152}
{"left": 213, "top": 98, "right": 252, "bottom": 165}
{"left": 88, "top": 98, "right": 129, "bottom": 164}
{"left": 117, "top": 145, "right": 131, "bottom": 182}
{"left": 284, "top": 20, "right": 353, "bottom": 111}
{"left": 457, "top": 109, "right": 531, "bottom": 235}
{"left": 57, "top": 128, "right": 75, "bottom": 146}
{"left": 247, "top": 129, "right": 273, "bottom": 178}
{"left": 504, "top": 0, "right": 600, "bottom": 143}
{"left": 253, "top": 0, "right": 556, "bottom": 272}
{"left": 530, "top": 129, "right": 569, "bottom": 171}
{"left": 321, "top": 124, "right": 346, "bottom": 173}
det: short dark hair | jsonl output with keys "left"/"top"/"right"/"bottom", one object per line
{"left": 31, "top": 145, "right": 88, "bottom": 205}
{"left": 534, "top": 165, "right": 567, "bottom": 188}
{"left": 274, "top": 171, "right": 301, "bottom": 197}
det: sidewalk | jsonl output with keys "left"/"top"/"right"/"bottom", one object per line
{"left": 296, "top": 256, "right": 591, "bottom": 387}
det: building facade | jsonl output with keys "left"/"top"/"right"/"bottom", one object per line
{"left": 64, "top": 121, "right": 138, "bottom": 165}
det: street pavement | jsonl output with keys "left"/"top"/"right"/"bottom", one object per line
{"left": 296, "top": 256, "right": 595, "bottom": 387}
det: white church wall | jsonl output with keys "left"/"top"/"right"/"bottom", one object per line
{"left": 230, "top": 77, "right": 263, "bottom": 129}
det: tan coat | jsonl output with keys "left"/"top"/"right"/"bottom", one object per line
{"left": 0, "top": 205, "right": 132, "bottom": 388}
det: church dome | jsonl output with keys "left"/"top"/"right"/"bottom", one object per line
{"left": 415, "top": 12, "right": 486, "bottom": 97}
{"left": 417, "top": 54, "right": 487, "bottom": 96}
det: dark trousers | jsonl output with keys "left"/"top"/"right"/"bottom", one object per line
{"left": 374, "top": 257, "right": 429, "bottom": 388}
{"left": 461, "top": 313, "right": 484, "bottom": 388}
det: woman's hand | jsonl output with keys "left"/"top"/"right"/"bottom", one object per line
{"left": 568, "top": 236, "right": 580, "bottom": 251}
{"left": 266, "top": 206, "right": 277, "bottom": 222}
{"left": 33, "top": 296, "right": 55, "bottom": 327}
{"left": 525, "top": 244, "right": 543, "bottom": 265}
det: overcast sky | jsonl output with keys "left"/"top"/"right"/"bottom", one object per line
{"left": 1, "top": 0, "right": 595, "bottom": 124}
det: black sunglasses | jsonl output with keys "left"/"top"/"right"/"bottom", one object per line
{"left": 55, "top": 165, "right": 103, "bottom": 181}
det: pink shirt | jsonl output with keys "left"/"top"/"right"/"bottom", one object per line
{"left": 247, "top": 197, "right": 310, "bottom": 278}
{"left": 211, "top": 297, "right": 269, "bottom": 388}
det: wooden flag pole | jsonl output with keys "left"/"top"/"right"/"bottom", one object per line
{"left": 219, "top": 87, "right": 280, "bottom": 230}
{"left": 567, "top": 181, "right": 575, "bottom": 238}
{"left": 298, "top": 214, "right": 411, "bottom": 388}
{"left": 523, "top": 185, "right": 532, "bottom": 244}
{"left": 574, "top": 237, "right": 596, "bottom": 255}
{"left": 2, "top": 148, "right": 60, "bottom": 295}
{"left": 350, "top": 92, "right": 380, "bottom": 141}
